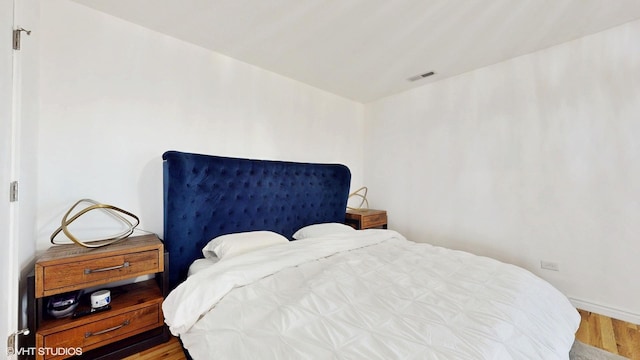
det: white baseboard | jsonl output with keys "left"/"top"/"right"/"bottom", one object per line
{"left": 570, "top": 298, "right": 640, "bottom": 325}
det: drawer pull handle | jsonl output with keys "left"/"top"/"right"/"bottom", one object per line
{"left": 85, "top": 320, "right": 129, "bottom": 338}
{"left": 84, "top": 262, "right": 130, "bottom": 274}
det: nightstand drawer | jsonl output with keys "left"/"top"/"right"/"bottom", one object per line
{"left": 37, "top": 249, "right": 161, "bottom": 297}
{"left": 39, "top": 303, "right": 162, "bottom": 360}
{"left": 361, "top": 213, "right": 387, "bottom": 228}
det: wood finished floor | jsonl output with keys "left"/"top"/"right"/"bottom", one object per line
{"left": 124, "top": 309, "right": 640, "bottom": 360}
{"left": 121, "top": 336, "right": 185, "bottom": 360}
{"left": 575, "top": 309, "right": 640, "bottom": 359}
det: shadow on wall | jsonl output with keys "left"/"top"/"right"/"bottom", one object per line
{"left": 137, "top": 156, "right": 164, "bottom": 239}
{"left": 420, "top": 231, "right": 528, "bottom": 270}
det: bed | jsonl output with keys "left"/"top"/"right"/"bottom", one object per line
{"left": 161, "top": 151, "right": 580, "bottom": 359}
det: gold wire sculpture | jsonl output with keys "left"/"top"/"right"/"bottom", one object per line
{"left": 50, "top": 199, "right": 140, "bottom": 248}
{"left": 347, "top": 186, "right": 369, "bottom": 210}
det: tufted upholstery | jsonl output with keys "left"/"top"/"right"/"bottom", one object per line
{"left": 162, "top": 151, "right": 351, "bottom": 289}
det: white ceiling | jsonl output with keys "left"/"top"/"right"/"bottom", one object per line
{"left": 71, "top": 0, "right": 640, "bottom": 103}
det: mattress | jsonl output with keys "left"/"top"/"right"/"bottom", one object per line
{"left": 163, "top": 230, "right": 580, "bottom": 359}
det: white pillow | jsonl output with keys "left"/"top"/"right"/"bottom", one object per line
{"left": 292, "top": 222, "right": 355, "bottom": 240}
{"left": 202, "top": 231, "right": 288, "bottom": 260}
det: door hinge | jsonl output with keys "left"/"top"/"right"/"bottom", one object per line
{"left": 7, "top": 329, "right": 29, "bottom": 356}
{"left": 9, "top": 181, "right": 18, "bottom": 202}
{"left": 12, "top": 27, "right": 31, "bottom": 51}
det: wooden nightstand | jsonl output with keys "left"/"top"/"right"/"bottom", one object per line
{"left": 345, "top": 209, "right": 388, "bottom": 230}
{"left": 28, "top": 234, "right": 169, "bottom": 360}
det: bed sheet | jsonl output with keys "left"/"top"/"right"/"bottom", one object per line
{"left": 164, "top": 230, "right": 580, "bottom": 359}
{"left": 188, "top": 257, "right": 219, "bottom": 277}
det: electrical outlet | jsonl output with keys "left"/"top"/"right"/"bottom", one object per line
{"left": 540, "top": 261, "right": 559, "bottom": 271}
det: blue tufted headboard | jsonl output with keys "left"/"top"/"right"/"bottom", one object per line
{"left": 162, "top": 151, "right": 352, "bottom": 289}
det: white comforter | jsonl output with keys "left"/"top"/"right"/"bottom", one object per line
{"left": 163, "top": 230, "right": 580, "bottom": 359}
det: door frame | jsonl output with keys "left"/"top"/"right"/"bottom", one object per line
{"left": 1, "top": 0, "right": 21, "bottom": 357}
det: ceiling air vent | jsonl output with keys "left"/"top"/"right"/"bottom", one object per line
{"left": 408, "top": 71, "right": 435, "bottom": 82}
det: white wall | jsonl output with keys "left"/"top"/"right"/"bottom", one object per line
{"left": 364, "top": 20, "right": 640, "bottom": 323}
{"left": 32, "top": 0, "right": 640, "bottom": 326}
{"left": 37, "top": 0, "right": 364, "bottom": 249}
